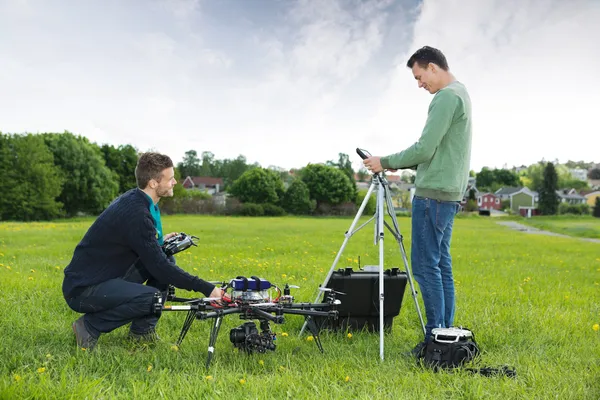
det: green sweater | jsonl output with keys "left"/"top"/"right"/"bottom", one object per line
{"left": 380, "top": 81, "right": 472, "bottom": 202}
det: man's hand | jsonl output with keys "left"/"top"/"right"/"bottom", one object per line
{"left": 209, "top": 287, "right": 224, "bottom": 300}
{"left": 164, "top": 232, "right": 179, "bottom": 241}
{"left": 363, "top": 156, "right": 384, "bottom": 173}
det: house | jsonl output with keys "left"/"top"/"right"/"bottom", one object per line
{"left": 182, "top": 176, "right": 223, "bottom": 195}
{"left": 495, "top": 187, "right": 539, "bottom": 214}
{"left": 568, "top": 168, "right": 589, "bottom": 182}
{"left": 581, "top": 190, "right": 600, "bottom": 207}
{"left": 556, "top": 189, "right": 587, "bottom": 205}
{"left": 477, "top": 193, "right": 501, "bottom": 210}
{"left": 494, "top": 187, "right": 521, "bottom": 201}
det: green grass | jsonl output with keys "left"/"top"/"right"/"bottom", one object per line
{"left": 1, "top": 215, "right": 599, "bottom": 399}
{"left": 518, "top": 215, "right": 600, "bottom": 239}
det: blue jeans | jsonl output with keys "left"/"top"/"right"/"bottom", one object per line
{"left": 64, "top": 257, "right": 172, "bottom": 338}
{"left": 411, "top": 196, "right": 460, "bottom": 341}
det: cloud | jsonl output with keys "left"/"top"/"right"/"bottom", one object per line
{"left": 370, "top": 0, "right": 600, "bottom": 172}
{"left": 0, "top": 0, "right": 598, "bottom": 174}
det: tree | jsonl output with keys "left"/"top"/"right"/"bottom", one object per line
{"left": 177, "top": 150, "right": 201, "bottom": 178}
{"left": 199, "top": 151, "right": 215, "bottom": 177}
{"left": 468, "top": 188, "right": 476, "bottom": 202}
{"left": 589, "top": 168, "right": 600, "bottom": 180}
{"left": 356, "top": 167, "right": 370, "bottom": 182}
{"left": 538, "top": 162, "right": 560, "bottom": 215}
{"left": 494, "top": 169, "right": 520, "bottom": 187}
{"left": 0, "top": 133, "right": 64, "bottom": 221}
{"left": 327, "top": 153, "right": 357, "bottom": 201}
{"left": 43, "top": 132, "right": 119, "bottom": 216}
{"left": 228, "top": 168, "right": 285, "bottom": 205}
{"left": 476, "top": 167, "right": 519, "bottom": 191}
{"left": 101, "top": 144, "right": 139, "bottom": 194}
{"left": 593, "top": 197, "right": 600, "bottom": 218}
{"left": 299, "top": 164, "right": 355, "bottom": 208}
{"left": 282, "top": 178, "right": 315, "bottom": 214}
{"left": 220, "top": 155, "right": 259, "bottom": 189}
{"left": 475, "top": 167, "right": 494, "bottom": 189}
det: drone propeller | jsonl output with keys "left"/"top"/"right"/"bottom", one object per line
{"left": 318, "top": 287, "right": 346, "bottom": 296}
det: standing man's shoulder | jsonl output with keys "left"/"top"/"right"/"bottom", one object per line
{"left": 435, "top": 81, "right": 471, "bottom": 115}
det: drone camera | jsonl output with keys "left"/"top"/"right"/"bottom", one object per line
{"left": 230, "top": 321, "right": 276, "bottom": 353}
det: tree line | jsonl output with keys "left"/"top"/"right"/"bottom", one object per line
{"left": 1, "top": 131, "right": 598, "bottom": 221}
{"left": 0, "top": 132, "right": 363, "bottom": 221}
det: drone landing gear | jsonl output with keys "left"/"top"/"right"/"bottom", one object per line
{"left": 304, "top": 316, "right": 324, "bottom": 353}
{"left": 206, "top": 316, "right": 223, "bottom": 370}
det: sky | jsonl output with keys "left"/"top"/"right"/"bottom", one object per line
{"left": 1, "top": 0, "right": 599, "bottom": 174}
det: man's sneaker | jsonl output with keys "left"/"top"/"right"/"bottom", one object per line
{"left": 411, "top": 340, "right": 428, "bottom": 358}
{"left": 72, "top": 316, "right": 98, "bottom": 351}
{"left": 128, "top": 329, "right": 161, "bottom": 343}
{"left": 402, "top": 339, "right": 429, "bottom": 359}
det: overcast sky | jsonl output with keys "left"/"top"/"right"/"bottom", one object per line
{"left": 1, "top": 0, "right": 598, "bottom": 173}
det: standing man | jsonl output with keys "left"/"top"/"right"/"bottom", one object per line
{"left": 363, "top": 46, "right": 472, "bottom": 351}
{"left": 62, "top": 152, "right": 223, "bottom": 350}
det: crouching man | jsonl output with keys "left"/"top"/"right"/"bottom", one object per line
{"left": 62, "top": 152, "right": 223, "bottom": 350}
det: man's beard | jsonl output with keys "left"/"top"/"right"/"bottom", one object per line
{"left": 156, "top": 186, "right": 173, "bottom": 198}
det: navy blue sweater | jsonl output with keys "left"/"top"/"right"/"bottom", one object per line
{"left": 62, "top": 188, "right": 215, "bottom": 298}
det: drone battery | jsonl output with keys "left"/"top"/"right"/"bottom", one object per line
{"left": 231, "top": 277, "right": 272, "bottom": 291}
{"left": 315, "top": 267, "right": 407, "bottom": 332}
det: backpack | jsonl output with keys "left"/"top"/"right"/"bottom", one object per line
{"left": 419, "top": 327, "right": 480, "bottom": 370}
{"left": 416, "top": 326, "right": 517, "bottom": 377}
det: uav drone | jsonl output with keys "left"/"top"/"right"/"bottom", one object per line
{"left": 157, "top": 233, "right": 342, "bottom": 370}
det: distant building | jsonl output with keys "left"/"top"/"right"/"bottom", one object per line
{"left": 182, "top": 176, "right": 223, "bottom": 195}
{"left": 556, "top": 189, "right": 586, "bottom": 205}
{"left": 569, "top": 168, "right": 588, "bottom": 181}
{"left": 477, "top": 193, "right": 501, "bottom": 210}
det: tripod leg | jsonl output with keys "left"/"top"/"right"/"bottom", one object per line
{"left": 382, "top": 184, "right": 426, "bottom": 337}
{"left": 299, "top": 180, "right": 377, "bottom": 337}
{"left": 376, "top": 178, "right": 385, "bottom": 361}
{"left": 206, "top": 315, "right": 223, "bottom": 370}
{"left": 304, "top": 316, "right": 324, "bottom": 353}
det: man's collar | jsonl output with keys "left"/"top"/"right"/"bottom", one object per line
{"left": 137, "top": 188, "right": 156, "bottom": 206}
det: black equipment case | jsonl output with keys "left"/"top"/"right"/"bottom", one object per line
{"left": 314, "top": 267, "right": 407, "bottom": 332}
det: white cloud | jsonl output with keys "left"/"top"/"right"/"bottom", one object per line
{"left": 0, "top": 0, "right": 598, "bottom": 175}
{"left": 371, "top": 0, "right": 600, "bottom": 172}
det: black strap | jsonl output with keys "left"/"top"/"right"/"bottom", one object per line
{"left": 465, "top": 366, "right": 517, "bottom": 378}
{"left": 236, "top": 276, "right": 249, "bottom": 291}
{"left": 250, "top": 276, "right": 261, "bottom": 290}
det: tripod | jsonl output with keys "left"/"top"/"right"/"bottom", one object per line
{"left": 300, "top": 148, "right": 426, "bottom": 360}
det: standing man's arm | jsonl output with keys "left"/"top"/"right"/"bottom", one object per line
{"left": 364, "top": 89, "right": 459, "bottom": 173}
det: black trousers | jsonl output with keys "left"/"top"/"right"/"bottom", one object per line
{"left": 65, "top": 257, "right": 172, "bottom": 338}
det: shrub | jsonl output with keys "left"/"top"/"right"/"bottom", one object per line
{"left": 559, "top": 203, "right": 590, "bottom": 215}
{"left": 262, "top": 203, "right": 286, "bottom": 216}
{"left": 356, "top": 189, "right": 376, "bottom": 215}
{"left": 282, "top": 178, "right": 315, "bottom": 215}
{"left": 238, "top": 203, "right": 264, "bottom": 216}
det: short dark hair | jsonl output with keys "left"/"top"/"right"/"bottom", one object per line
{"left": 135, "top": 152, "right": 174, "bottom": 189}
{"left": 406, "top": 46, "right": 449, "bottom": 71}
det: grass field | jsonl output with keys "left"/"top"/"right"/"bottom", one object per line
{"left": 517, "top": 215, "right": 600, "bottom": 239}
{"left": 1, "top": 215, "right": 599, "bottom": 399}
